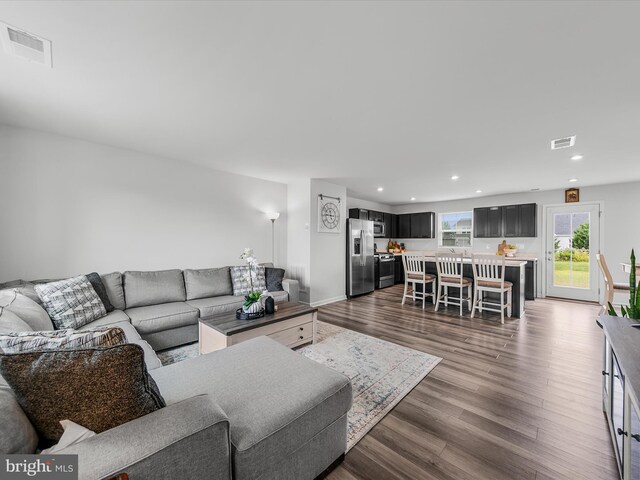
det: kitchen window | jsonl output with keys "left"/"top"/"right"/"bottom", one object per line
{"left": 439, "top": 211, "right": 473, "bottom": 247}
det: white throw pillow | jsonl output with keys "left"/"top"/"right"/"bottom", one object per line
{"left": 40, "top": 420, "right": 96, "bottom": 454}
{"left": 0, "top": 291, "right": 53, "bottom": 331}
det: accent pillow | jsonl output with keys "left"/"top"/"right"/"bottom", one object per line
{"left": 0, "top": 291, "right": 54, "bottom": 331}
{"left": 265, "top": 267, "right": 285, "bottom": 292}
{"left": 0, "top": 309, "right": 32, "bottom": 334}
{"left": 0, "top": 385, "right": 39, "bottom": 454}
{"left": 100, "top": 272, "right": 126, "bottom": 311}
{"left": 0, "top": 344, "right": 166, "bottom": 447}
{"left": 86, "top": 273, "right": 114, "bottom": 313}
{"left": 0, "top": 327, "right": 127, "bottom": 354}
{"left": 183, "top": 267, "right": 233, "bottom": 300}
{"left": 230, "top": 266, "right": 267, "bottom": 296}
{"left": 35, "top": 276, "right": 107, "bottom": 330}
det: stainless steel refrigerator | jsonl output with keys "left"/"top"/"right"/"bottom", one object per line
{"left": 346, "top": 219, "right": 375, "bottom": 297}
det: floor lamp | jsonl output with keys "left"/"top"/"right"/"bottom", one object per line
{"left": 267, "top": 212, "right": 280, "bottom": 264}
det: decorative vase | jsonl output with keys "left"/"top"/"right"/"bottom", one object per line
{"left": 264, "top": 296, "right": 275, "bottom": 314}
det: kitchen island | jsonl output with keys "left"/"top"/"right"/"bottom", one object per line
{"left": 386, "top": 251, "right": 527, "bottom": 318}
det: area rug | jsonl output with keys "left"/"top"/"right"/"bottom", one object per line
{"left": 157, "top": 321, "right": 442, "bottom": 451}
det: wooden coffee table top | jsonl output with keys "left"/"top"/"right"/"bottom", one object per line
{"left": 199, "top": 302, "right": 317, "bottom": 336}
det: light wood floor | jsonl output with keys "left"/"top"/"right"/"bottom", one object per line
{"left": 322, "top": 285, "right": 618, "bottom": 480}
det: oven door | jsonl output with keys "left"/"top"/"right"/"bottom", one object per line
{"left": 373, "top": 221, "right": 386, "bottom": 238}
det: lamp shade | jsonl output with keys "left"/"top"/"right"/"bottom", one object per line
{"left": 267, "top": 212, "right": 280, "bottom": 221}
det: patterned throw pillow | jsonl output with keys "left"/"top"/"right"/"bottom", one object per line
{"left": 0, "top": 327, "right": 127, "bottom": 354}
{"left": 0, "top": 344, "right": 166, "bottom": 447}
{"left": 35, "top": 276, "right": 107, "bottom": 329}
{"left": 230, "top": 266, "right": 267, "bottom": 296}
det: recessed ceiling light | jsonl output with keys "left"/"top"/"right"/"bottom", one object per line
{"left": 571, "top": 154, "right": 583, "bottom": 161}
{"left": 569, "top": 178, "right": 578, "bottom": 183}
{"left": 530, "top": 188, "right": 540, "bottom": 191}
{"left": 410, "top": 197, "right": 416, "bottom": 201}
{"left": 451, "top": 175, "right": 459, "bottom": 181}
{"left": 475, "top": 190, "right": 482, "bottom": 194}
{"left": 377, "top": 187, "right": 383, "bottom": 192}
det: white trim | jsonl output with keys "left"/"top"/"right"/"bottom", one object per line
{"left": 437, "top": 210, "right": 473, "bottom": 248}
{"left": 311, "top": 295, "right": 347, "bottom": 307}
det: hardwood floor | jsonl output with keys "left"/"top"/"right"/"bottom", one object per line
{"left": 321, "top": 285, "right": 618, "bottom": 480}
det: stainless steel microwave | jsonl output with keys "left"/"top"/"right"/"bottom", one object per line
{"left": 373, "top": 221, "right": 386, "bottom": 238}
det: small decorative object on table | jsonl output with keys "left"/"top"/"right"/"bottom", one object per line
{"left": 264, "top": 296, "right": 275, "bottom": 314}
{"left": 236, "top": 248, "right": 266, "bottom": 320}
{"left": 497, "top": 240, "right": 517, "bottom": 257}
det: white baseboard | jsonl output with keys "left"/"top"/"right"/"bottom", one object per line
{"left": 310, "top": 295, "right": 347, "bottom": 308}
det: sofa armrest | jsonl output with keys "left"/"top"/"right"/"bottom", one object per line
{"left": 282, "top": 278, "right": 299, "bottom": 303}
{"left": 59, "top": 395, "right": 231, "bottom": 480}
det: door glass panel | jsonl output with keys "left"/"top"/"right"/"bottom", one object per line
{"left": 553, "top": 212, "right": 590, "bottom": 289}
{"left": 612, "top": 356, "right": 624, "bottom": 466}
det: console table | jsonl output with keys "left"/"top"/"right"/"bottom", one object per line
{"left": 597, "top": 316, "right": 640, "bottom": 479}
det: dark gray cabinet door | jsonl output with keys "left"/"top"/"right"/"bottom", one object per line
{"left": 348, "top": 208, "right": 369, "bottom": 220}
{"left": 394, "top": 256, "right": 404, "bottom": 283}
{"left": 410, "top": 212, "right": 434, "bottom": 238}
{"left": 503, "top": 205, "right": 520, "bottom": 237}
{"left": 519, "top": 203, "right": 537, "bottom": 237}
{"left": 384, "top": 213, "right": 394, "bottom": 238}
{"left": 474, "top": 208, "right": 488, "bottom": 238}
{"left": 487, "top": 207, "right": 503, "bottom": 237}
{"left": 369, "top": 211, "right": 384, "bottom": 223}
{"left": 397, "top": 214, "right": 411, "bottom": 238}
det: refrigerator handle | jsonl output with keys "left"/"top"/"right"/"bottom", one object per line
{"left": 361, "top": 230, "right": 366, "bottom": 266}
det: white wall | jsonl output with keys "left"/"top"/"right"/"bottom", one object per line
{"left": 286, "top": 179, "right": 311, "bottom": 304}
{"left": 0, "top": 124, "right": 287, "bottom": 282}
{"left": 309, "top": 180, "right": 347, "bottom": 306}
{"left": 391, "top": 182, "right": 640, "bottom": 291}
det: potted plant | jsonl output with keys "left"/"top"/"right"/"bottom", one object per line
{"left": 238, "top": 248, "right": 266, "bottom": 318}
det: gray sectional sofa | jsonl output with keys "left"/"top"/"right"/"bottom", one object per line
{"left": 1, "top": 266, "right": 353, "bottom": 479}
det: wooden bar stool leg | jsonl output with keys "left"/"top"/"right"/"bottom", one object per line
{"left": 500, "top": 290, "right": 505, "bottom": 324}
{"left": 507, "top": 289, "right": 512, "bottom": 318}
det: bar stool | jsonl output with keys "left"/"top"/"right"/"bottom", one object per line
{"left": 597, "top": 253, "right": 630, "bottom": 313}
{"left": 402, "top": 253, "right": 436, "bottom": 309}
{"left": 471, "top": 254, "right": 512, "bottom": 324}
{"left": 435, "top": 252, "right": 473, "bottom": 316}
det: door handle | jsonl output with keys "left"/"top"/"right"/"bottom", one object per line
{"left": 617, "top": 428, "right": 628, "bottom": 436}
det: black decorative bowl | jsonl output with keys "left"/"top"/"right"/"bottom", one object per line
{"left": 235, "top": 307, "right": 265, "bottom": 320}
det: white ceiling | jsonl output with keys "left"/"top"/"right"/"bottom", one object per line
{"left": 1, "top": 1, "right": 639, "bottom": 205}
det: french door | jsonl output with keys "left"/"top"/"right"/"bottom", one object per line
{"left": 545, "top": 203, "right": 600, "bottom": 302}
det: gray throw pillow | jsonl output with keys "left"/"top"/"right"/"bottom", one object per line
{"left": 183, "top": 267, "right": 233, "bottom": 300}
{"left": 86, "top": 273, "right": 114, "bottom": 313}
{"left": 0, "top": 327, "right": 127, "bottom": 354}
{"left": 0, "top": 291, "right": 54, "bottom": 331}
{"left": 0, "top": 344, "right": 166, "bottom": 448}
{"left": 265, "top": 267, "right": 285, "bottom": 292}
{"left": 0, "top": 309, "right": 32, "bottom": 335}
{"left": 0, "top": 386, "right": 39, "bottom": 454}
{"left": 35, "top": 276, "right": 107, "bottom": 330}
{"left": 100, "top": 272, "right": 125, "bottom": 311}
{"left": 230, "top": 266, "right": 267, "bottom": 296}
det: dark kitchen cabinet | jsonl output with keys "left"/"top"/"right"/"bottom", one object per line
{"left": 384, "top": 213, "right": 394, "bottom": 238}
{"left": 474, "top": 203, "right": 537, "bottom": 238}
{"left": 410, "top": 212, "right": 435, "bottom": 238}
{"left": 525, "top": 260, "right": 536, "bottom": 300}
{"left": 394, "top": 255, "right": 404, "bottom": 284}
{"left": 369, "top": 210, "right": 385, "bottom": 223}
{"left": 397, "top": 214, "right": 411, "bottom": 238}
{"left": 348, "top": 208, "right": 369, "bottom": 220}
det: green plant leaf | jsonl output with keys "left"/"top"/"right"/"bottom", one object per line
{"left": 607, "top": 302, "right": 618, "bottom": 316}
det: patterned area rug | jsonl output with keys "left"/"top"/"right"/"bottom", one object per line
{"left": 157, "top": 321, "right": 441, "bottom": 451}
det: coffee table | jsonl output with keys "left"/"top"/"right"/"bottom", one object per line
{"left": 198, "top": 302, "right": 318, "bottom": 354}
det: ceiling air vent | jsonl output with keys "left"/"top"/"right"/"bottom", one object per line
{"left": 0, "top": 22, "right": 52, "bottom": 67}
{"left": 550, "top": 135, "right": 576, "bottom": 150}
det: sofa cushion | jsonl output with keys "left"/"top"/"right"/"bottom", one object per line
{"left": 101, "top": 272, "right": 126, "bottom": 311}
{"left": 0, "top": 291, "right": 54, "bottom": 331}
{"left": 78, "top": 309, "right": 130, "bottom": 328}
{"left": 124, "top": 270, "right": 186, "bottom": 308}
{"left": 86, "top": 272, "right": 115, "bottom": 312}
{"left": 183, "top": 267, "right": 233, "bottom": 300}
{"left": 186, "top": 295, "right": 243, "bottom": 318}
{"left": 0, "top": 385, "right": 38, "bottom": 454}
{"left": 0, "top": 309, "right": 32, "bottom": 334}
{"left": 268, "top": 290, "right": 289, "bottom": 304}
{"left": 230, "top": 266, "right": 267, "bottom": 296}
{"left": 35, "top": 276, "right": 107, "bottom": 329}
{"left": 79, "top": 320, "right": 162, "bottom": 371}
{"left": 0, "top": 327, "right": 127, "bottom": 353}
{"left": 265, "top": 267, "right": 285, "bottom": 292}
{"left": 0, "top": 344, "right": 166, "bottom": 448}
{"left": 126, "top": 302, "right": 199, "bottom": 335}
{"left": 151, "top": 336, "right": 352, "bottom": 480}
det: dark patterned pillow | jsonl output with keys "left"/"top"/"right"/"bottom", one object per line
{"left": 0, "top": 344, "right": 166, "bottom": 448}
{"left": 0, "top": 327, "right": 126, "bottom": 354}
{"left": 35, "top": 276, "right": 107, "bottom": 329}
{"left": 230, "top": 266, "right": 267, "bottom": 296}
{"left": 265, "top": 267, "right": 285, "bottom": 292}
{"left": 85, "top": 273, "right": 114, "bottom": 313}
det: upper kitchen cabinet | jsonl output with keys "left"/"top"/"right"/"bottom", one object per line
{"left": 473, "top": 203, "right": 537, "bottom": 238}
{"left": 348, "top": 208, "right": 369, "bottom": 220}
{"left": 368, "top": 210, "right": 385, "bottom": 223}
{"left": 397, "top": 214, "right": 411, "bottom": 238}
{"left": 410, "top": 212, "right": 435, "bottom": 238}
{"left": 383, "top": 213, "right": 394, "bottom": 238}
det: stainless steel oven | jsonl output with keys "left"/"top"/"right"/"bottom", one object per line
{"left": 373, "top": 221, "right": 386, "bottom": 238}
{"left": 374, "top": 253, "right": 395, "bottom": 288}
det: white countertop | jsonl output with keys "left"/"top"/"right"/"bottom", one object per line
{"left": 376, "top": 249, "right": 535, "bottom": 266}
